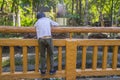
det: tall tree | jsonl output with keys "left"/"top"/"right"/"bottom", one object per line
{"left": 84, "top": 0, "right": 89, "bottom": 26}
{"left": 0, "top": 0, "right": 5, "bottom": 12}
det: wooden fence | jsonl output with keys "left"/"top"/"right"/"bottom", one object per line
{"left": 0, "top": 26, "right": 120, "bottom": 80}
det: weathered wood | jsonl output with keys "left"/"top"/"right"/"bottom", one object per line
{"left": 0, "top": 39, "right": 66, "bottom": 46}
{"left": 58, "top": 47, "right": 62, "bottom": 71}
{"left": 0, "top": 26, "right": 35, "bottom": 33}
{"left": 35, "top": 46, "right": 39, "bottom": 73}
{"left": 112, "top": 46, "right": 118, "bottom": 69}
{"left": 0, "top": 47, "right": 2, "bottom": 74}
{"left": 0, "top": 38, "right": 120, "bottom": 79}
{"left": 1, "top": 26, "right": 120, "bottom": 33}
{"left": 66, "top": 39, "right": 77, "bottom": 80}
{"left": 92, "top": 46, "right": 98, "bottom": 70}
{"left": 77, "top": 39, "right": 120, "bottom": 46}
{"left": 10, "top": 46, "right": 15, "bottom": 73}
{"left": 81, "top": 46, "right": 87, "bottom": 70}
{"left": 23, "top": 46, "right": 28, "bottom": 73}
{"left": 47, "top": 51, "right": 50, "bottom": 72}
{"left": 77, "top": 69, "right": 120, "bottom": 76}
{"left": 102, "top": 46, "right": 108, "bottom": 69}
{"left": 0, "top": 71, "right": 65, "bottom": 79}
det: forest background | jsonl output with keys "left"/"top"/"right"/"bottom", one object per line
{"left": 0, "top": 0, "right": 120, "bottom": 27}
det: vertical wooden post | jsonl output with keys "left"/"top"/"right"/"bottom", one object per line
{"left": 102, "top": 46, "right": 108, "bottom": 69}
{"left": 92, "top": 46, "right": 98, "bottom": 70}
{"left": 10, "top": 46, "right": 15, "bottom": 73}
{"left": 58, "top": 46, "right": 62, "bottom": 71}
{"left": 23, "top": 46, "right": 28, "bottom": 73}
{"left": 35, "top": 46, "right": 39, "bottom": 73}
{"left": 0, "top": 47, "right": 2, "bottom": 74}
{"left": 81, "top": 46, "right": 87, "bottom": 70}
{"left": 47, "top": 51, "right": 50, "bottom": 72}
{"left": 69, "top": 33, "right": 73, "bottom": 39}
{"left": 112, "top": 46, "right": 118, "bottom": 69}
{"left": 66, "top": 39, "right": 77, "bottom": 80}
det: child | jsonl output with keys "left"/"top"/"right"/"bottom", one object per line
{"left": 34, "top": 12, "right": 59, "bottom": 75}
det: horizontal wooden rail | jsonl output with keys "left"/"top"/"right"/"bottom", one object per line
{"left": 0, "top": 39, "right": 66, "bottom": 46}
{"left": 77, "top": 39, "right": 120, "bottom": 46}
{"left": 1, "top": 26, "right": 120, "bottom": 33}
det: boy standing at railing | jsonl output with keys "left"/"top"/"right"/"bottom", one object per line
{"left": 34, "top": 12, "right": 59, "bottom": 75}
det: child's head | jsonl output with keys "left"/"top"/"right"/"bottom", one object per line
{"left": 36, "top": 12, "right": 45, "bottom": 19}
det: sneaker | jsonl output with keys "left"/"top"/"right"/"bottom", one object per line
{"left": 49, "top": 70, "right": 56, "bottom": 75}
{"left": 40, "top": 70, "right": 46, "bottom": 75}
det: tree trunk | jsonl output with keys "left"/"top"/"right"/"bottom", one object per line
{"left": 0, "top": 0, "right": 5, "bottom": 12}
{"left": 17, "top": 10, "right": 21, "bottom": 27}
{"left": 79, "top": 0, "right": 82, "bottom": 25}
{"left": 76, "top": 0, "right": 79, "bottom": 13}
{"left": 116, "top": 7, "right": 120, "bottom": 26}
{"left": 100, "top": 12, "right": 104, "bottom": 27}
{"left": 111, "top": 0, "right": 114, "bottom": 26}
{"left": 72, "top": 0, "right": 74, "bottom": 14}
{"left": 84, "top": 0, "right": 88, "bottom": 26}
{"left": 13, "top": 13, "right": 15, "bottom": 26}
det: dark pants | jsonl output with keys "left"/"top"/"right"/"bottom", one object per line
{"left": 38, "top": 38, "right": 55, "bottom": 71}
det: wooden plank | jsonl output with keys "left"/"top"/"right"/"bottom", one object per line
{"left": 0, "top": 39, "right": 38, "bottom": 46}
{"left": 0, "top": 46, "right": 2, "bottom": 74}
{"left": 23, "top": 46, "right": 28, "bottom": 73}
{"left": 92, "top": 46, "right": 98, "bottom": 70}
{"left": 81, "top": 46, "right": 87, "bottom": 70}
{"left": 66, "top": 40, "right": 77, "bottom": 80}
{"left": 77, "top": 69, "right": 120, "bottom": 76}
{"left": 77, "top": 39, "right": 120, "bottom": 46}
{"left": 0, "top": 26, "right": 35, "bottom": 33}
{"left": 102, "top": 46, "right": 108, "bottom": 69}
{"left": 52, "top": 27, "right": 120, "bottom": 33}
{"left": 58, "top": 47, "right": 62, "bottom": 71}
{"left": 69, "top": 33, "right": 73, "bottom": 39}
{"left": 47, "top": 52, "right": 50, "bottom": 72}
{"left": 2, "top": 39, "right": 120, "bottom": 47}
{"left": 35, "top": 46, "right": 39, "bottom": 73}
{"left": 0, "top": 39, "right": 66, "bottom": 46}
{"left": 112, "top": 46, "right": 118, "bottom": 69}
{"left": 1, "top": 26, "right": 120, "bottom": 33}
{"left": 0, "top": 71, "right": 65, "bottom": 79}
{"left": 53, "top": 39, "right": 66, "bottom": 46}
{"left": 10, "top": 46, "right": 15, "bottom": 73}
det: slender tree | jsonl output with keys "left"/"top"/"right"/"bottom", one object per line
{"left": 84, "top": 0, "right": 89, "bottom": 26}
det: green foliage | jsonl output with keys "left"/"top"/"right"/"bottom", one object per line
{"left": 65, "top": 14, "right": 80, "bottom": 18}
{"left": 0, "top": 0, "right": 120, "bottom": 26}
{"left": 2, "top": 55, "right": 35, "bottom": 67}
{"left": 21, "top": 16, "right": 34, "bottom": 26}
{"left": 0, "top": 33, "right": 23, "bottom": 38}
{"left": 20, "top": 4, "right": 35, "bottom": 26}
{"left": 2, "top": 59, "right": 10, "bottom": 67}
{"left": 2, "top": 57, "right": 22, "bottom": 67}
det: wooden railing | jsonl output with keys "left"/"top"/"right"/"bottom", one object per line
{"left": 0, "top": 39, "right": 66, "bottom": 80}
{"left": 0, "top": 26, "right": 120, "bottom": 80}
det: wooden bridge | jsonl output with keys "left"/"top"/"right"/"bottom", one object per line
{"left": 0, "top": 26, "right": 120, "bottom": 80}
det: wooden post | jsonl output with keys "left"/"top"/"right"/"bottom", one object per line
{"left": 23, "top": 46, "right": 28, "bottom": 73}
{"left": 58, "top": 46, "right": 62, "bottom": 71}
{"left": 10, "top": 46, "right": 15, "bottom": 73}
{"left": 47, "top": 51, "right": 50, "bottom": 72}
{"left": 0, "top": 47, "right": 2, "bottom": 74}
{"left": 35, "top": 46, "right": 39, "bottom": 73}
{"left": 66, "top": 39, "right": 77, "bottom": 80}
{"left": 112, "top": 46, "right": 118, "bottom": 69}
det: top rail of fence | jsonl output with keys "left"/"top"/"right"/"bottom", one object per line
{"left": 0, "top": 26, "right": 120, "bottom": 33}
